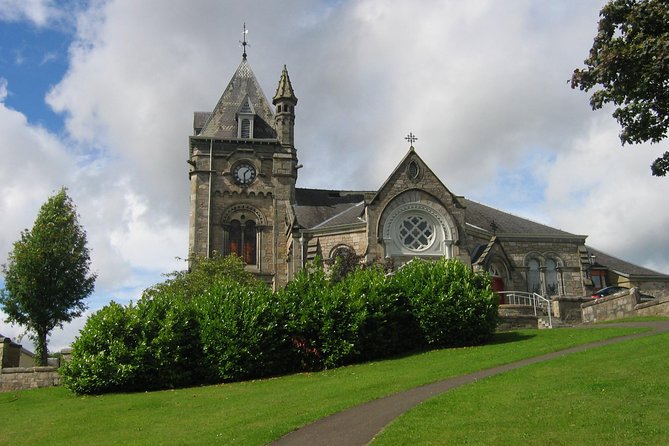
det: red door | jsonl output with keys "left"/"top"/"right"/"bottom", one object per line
{"left": 492, "top": 277, "right": 505, "bottom": 303}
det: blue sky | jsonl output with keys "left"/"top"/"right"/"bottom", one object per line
{"left": 0, "top": 22, "right": 68, "bottom": 128}
{"left": 1, "top": 0, "right": 669, "bottom": 351}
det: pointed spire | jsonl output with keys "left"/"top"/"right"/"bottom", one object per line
{"left": 273, "top": 65, "right": 298, "bottom": 105}
{"left": 199, "top": 58, "right": 276, "bottom": 139}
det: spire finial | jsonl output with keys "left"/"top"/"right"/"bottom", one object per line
{"left": 405, "top": 132, "right": 418, "bottom": 148}
{"left": 241, "top": 22, "right": 249, "bottom": 60}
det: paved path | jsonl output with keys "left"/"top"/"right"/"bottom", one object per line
{"left": 271, "top": 321, "right": 669, "bottom": 446}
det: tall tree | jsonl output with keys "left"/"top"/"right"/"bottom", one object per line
{"left": 571, "top": 0, "right": 669, "bottom": 176}
{"left": 1, "top": 188, "right": 96, "bottom": 365}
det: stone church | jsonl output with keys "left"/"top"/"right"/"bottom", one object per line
{"left": 187, "top": 50, "right": 669, "bottom": 298}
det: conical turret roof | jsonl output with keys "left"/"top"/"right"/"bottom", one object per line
{"left": 273, "top": 65, "right": 297, "bottom": 104}
{"left": 199, "top": 58, "right": 277, "bottom": 139}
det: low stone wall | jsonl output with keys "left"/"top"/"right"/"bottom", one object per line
{"left": 633, "top": 295, "right": 669, "bottom": 318}
{"left": 552, "top": 296, "right": 591, "bottom": 324}
{"left": 497, "top": 304, "right": 539, "bottom": 330}
{"left": 581, "top": 288, "right": 669, "bottom": 323}
{"left": 0, "top": 366, "right": 60, "bottom": 392}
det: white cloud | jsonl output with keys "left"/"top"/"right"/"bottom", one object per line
{"left": 0, "top": 0, "right": 62, "bottom": 27}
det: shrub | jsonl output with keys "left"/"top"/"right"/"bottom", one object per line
{"left": 194, "top": 279, "right": 292, "bottom": 381}
{"left": 61, "top": 292, "right": 204, "bottom": 394}
{"left": 277, "top": 261, "right": 331, "bottom": 370}
{"left": 341, "top": 266, "right": 422, "bottom": 361}
{"left": 63, "top": 255, "right": 498, "bottom": 394}
{"left": 278, "top": 260, "right": 368, "bottom": 369}
{"left": 60, "top": 302, "right": 137, "bottom": 394}
{"left": 391, "top": 258, "right": 498, "bottom": 347}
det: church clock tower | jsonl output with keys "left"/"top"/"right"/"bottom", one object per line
{"left": 188, "top": 37, "right": 298, "bottom": 288}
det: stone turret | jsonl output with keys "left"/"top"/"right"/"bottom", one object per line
{"left": 273, "top": 65, "right": 298, "bottom": 149}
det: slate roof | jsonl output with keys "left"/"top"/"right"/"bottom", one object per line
{"left": 197, "top": 58, "right": 277, "bottom": 139}
{"left": 461, "top": 199, "right": 578, "bottom": 237}
{"left": 586, "top": 246, "right": 669, "bottom": 278}
{"left": 294, "top": 188, "right": 370, "bottom": 229}
{"left": 293, "top": 188, "right": 578, "bottom": 237}
{"left": 290, "top": 186, "right": 667, "bottom": 277}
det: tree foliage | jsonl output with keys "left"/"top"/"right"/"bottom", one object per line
{"left": 571, "top": 0, "right": 669, "bottom": 176}
{"left": 0, "top": 188, "right": 96, "bottom": 365}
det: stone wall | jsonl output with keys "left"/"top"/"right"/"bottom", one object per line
{"left": 497, "top": 237, "right": 585, "bottom": 297}
{"left": 0, "top": 366, "right": 60, "bottom": 392}
{"left": 581, "top": 288, "right": 669, "bottom": 323}
{"left": 553, "top": 296, "right": 592, "bottom": 324}
{"left": 632, "top": 295, "right": 669, "bottom": 318}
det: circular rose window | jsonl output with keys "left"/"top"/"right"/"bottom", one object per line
{"left": 398, "top": 214, "right": 435, "bottom": 251}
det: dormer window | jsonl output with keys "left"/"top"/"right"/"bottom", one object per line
{"left": 237, "top": 96, "right": 256, "bottom": 139}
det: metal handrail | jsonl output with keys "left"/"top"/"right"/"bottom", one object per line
{"left": 497, "top": 291, "right": 553, "bottom": 328}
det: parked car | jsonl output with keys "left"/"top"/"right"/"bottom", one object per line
{"left": 591, "top": 286, "right": 628, "bottom": 298}
{"left": 592, "top": 286, "right": 655, "bottom": 301}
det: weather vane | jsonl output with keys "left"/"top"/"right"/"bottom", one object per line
{"left": 240, "top": 22, "right": 249, "bottom": 60}
{"left": 405, "top": 132, "right": 418, "bottom": 147}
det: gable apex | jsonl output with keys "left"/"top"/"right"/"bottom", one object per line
{"left": 370, "top": 148, "right": 462, "bottom": 207}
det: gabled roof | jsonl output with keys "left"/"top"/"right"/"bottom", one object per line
{"left": 198, "top": 58, "right": 276, "bottom": 139}
{"left": 586, "top": 246, "right": 669, "bottom": 278}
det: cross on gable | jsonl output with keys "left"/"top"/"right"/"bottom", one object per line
{"left": 405, "top": 132, "right": 418, "bottom": 146}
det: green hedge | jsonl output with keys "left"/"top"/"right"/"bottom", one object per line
{"left": 62, "top": 256, "right": 498, "bottom": 394}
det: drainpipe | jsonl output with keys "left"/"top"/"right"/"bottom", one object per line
{"left": 206, "top": 139, "right": 213, "bottom": 256}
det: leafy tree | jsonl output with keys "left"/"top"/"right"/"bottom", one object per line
{"left": 571, "top": 0, "right": 669, "bottom": 176}
{"left": 142, "top": 252, "right": 258, "bottom": 301}
{"left": 1, "top": 188, "right": 96, "bottom": 365}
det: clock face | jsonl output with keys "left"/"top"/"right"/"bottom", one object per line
{"left": 233, "top": 162, "right": 257, "bottom": 186}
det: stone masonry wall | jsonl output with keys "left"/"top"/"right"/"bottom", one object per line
{"left": 581, "top": 288, "right": 669, "bottom": 323}
{"left": 0, "top": 366, "right": 60, "bottom": 392}
{"left": 317, "top": 229, "right": 368, "bottom": 261}
{"left": 498, "top": 238, "right": 584, "bottom": 297}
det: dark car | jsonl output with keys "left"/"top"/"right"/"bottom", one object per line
{"left": 592, "top": 286, "right": 655, "bottom": 301}
{"left": 592, "top": 286, "right": 628, "bottom": 298}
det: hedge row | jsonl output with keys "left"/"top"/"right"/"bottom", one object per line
{"left": 61, "top": 256, "right": 498, "bottom": 394}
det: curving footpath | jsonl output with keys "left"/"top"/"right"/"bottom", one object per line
{"left": 271, "top": 321, "right": 669, "bottom": 446}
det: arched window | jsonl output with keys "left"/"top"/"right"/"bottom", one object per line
{"left": 229, "top": 220, "right": 242, "bottom": 257}
{"left": 227, "top": 219, "right": 256, "bottom": 265}
{"left": 243, "top": 221, "right": 256, "bottom": 265}
{"left": 545, "top": 258, "right": 559, "bottom": 296}
{"left": 528, "top": 258, "right": 541, "bottom": 294}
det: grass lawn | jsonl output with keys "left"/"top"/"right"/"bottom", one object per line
{"left": 597, "top": 315, "right": 669, "bottom": 324}
{"left": 0, "top": 326, "right": 647, "bottom": 445}
{"left": 373, "top": 330, "right": 669, "bottom": 446}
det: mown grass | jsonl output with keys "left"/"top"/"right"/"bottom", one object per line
{"left": 373, "top": 330, "right": 669, "bottom": 446}
{"left": 0, "top": 327, "right": 646, "bottom": 445}
{"left": 597, "top": 315, "right": 669, "bottom": 324}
